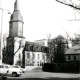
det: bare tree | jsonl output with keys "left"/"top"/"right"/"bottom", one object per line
{"left": 56, "top": 0, "right": 80, "bottom": 20}
{"left": 71, "top": 33, "right": 80, "bottom": 46}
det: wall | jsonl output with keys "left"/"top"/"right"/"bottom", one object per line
{"left": 25, "top": 51, "right": 47, "bottom": 66}
{"left": 14, "top": 37, "right": 26, "bottom": 65}
{"left": 65, "top": 54, "right": 80, "bottom": 61}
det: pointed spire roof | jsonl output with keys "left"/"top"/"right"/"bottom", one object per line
{"left": 10, "top": 0, "right": 23, "bottom": 22}
{"left": 14, "top": 0, "right": 19, "bottom": 12}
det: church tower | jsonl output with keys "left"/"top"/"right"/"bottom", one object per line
{"left": 9, "top": 0, "right": 23, "bottom": 37}
{"left": 6, "top": 0, "right": 25, "bottom": 65}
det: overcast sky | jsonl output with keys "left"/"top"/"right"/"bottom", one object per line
{"left": 0, "top": 0, "right": 80, "bottom": 41}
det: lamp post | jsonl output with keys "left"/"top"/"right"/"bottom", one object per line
{"left": 0, "top": 8, "right": 11, "bottom": 65}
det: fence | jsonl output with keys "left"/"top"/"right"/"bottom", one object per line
{"left": 42, "top": 61, "right": 80, "bottom": 73}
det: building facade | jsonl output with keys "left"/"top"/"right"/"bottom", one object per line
{"left": 22, "top": 41, "right": 48, "bottom": 66}
{"left": 65, "top": 45, "right": 80, "bottom": 61}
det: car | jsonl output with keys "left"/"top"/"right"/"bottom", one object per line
{"left": 12, "top": 65, "right": 26, "bottom": 73}
{"left": 0, "top": 65, "right": 22, "bottom": 77}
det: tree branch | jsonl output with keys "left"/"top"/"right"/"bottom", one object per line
{"left": 56, "top": 0, "right": 80, "bottom": 10}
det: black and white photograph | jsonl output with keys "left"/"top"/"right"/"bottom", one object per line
{"left": 0, "top": 0, "right": 80, "bottom": 80}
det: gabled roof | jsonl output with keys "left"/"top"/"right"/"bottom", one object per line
{"left": 65, "top": 45, "right": 80, "bottom": 54}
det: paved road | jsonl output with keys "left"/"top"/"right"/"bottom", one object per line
{"left": 0, "top": 70, "right": 80, "bottom": 80}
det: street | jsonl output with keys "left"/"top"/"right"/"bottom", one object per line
{"left": 0, "top": 70, "right": 80, "bottom": 80}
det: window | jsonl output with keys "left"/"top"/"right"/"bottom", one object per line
{"left": 38, "top": 54, "right": 39, "bottom": 59}
{"left": 32, "top": 53, "right": 35, "bottom": 59}
{"left": 74, "top": 56, "right": 76, "bottom": 60}
{"left": 42, "top": 54, "right": 45, "bottom": 60}
{"left": 68, "top": 56, "right": 70, "bottom": 60}
{"left": 0, "top": 66, "right": 3, "bottom": 68}
{"left": 19, "top": 54, "right": 21, "bottom": 58}
{"left": 27, "top": 53, "right": 30, "bottom": 58}
{"left": 37, "top": 62, "right": 39, "bottom": 66}
{"left": 4, "top": 66, "right": 9, "bottom": 69}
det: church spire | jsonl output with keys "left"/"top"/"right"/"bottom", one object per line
{"left": 14, "top": 0, "right": 19, "bottom": 11}
{"left": 9, "top": 0, "right": 23, "bottom": 37}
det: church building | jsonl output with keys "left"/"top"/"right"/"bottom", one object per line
{"left": 3, "top": 0, "right": 48, "bottom": 67}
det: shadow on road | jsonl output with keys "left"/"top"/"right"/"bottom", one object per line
{"left": 0, "top": 77, "right": 79, "bottom": 80}
{"left": 24, "top": 78, "right": 79, "bottom": 80}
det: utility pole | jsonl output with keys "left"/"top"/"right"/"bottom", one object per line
{"left": 0, "top": 8, "right": 11, "bottom": 65}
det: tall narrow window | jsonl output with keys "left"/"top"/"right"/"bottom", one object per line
{"left": 27, "top": 53, "right": 30, "bottom": 58}
{"left": 19, "top": 54, "right": 21, "bottom": 58}
{"left": 32, "top": 53, "right": 35, "bottom": 59}
{"left": 74, "top": 56, "right": 76, "bottom": 60}
{"left": 68, "top": 56, "right": 70, "bottom": 60}
{"left": 38, "top": 54, "right": 39, "bottom": 59}
{"left": 42, "top": 54, "right": 45, "bottom": 60}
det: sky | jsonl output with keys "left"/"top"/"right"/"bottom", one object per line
{"left": 0, "top": 0, "right": 80, "bottom": 42}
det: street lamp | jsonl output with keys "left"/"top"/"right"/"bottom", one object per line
{"left": 0, "top": 8, "right": 11, "bottom": 65}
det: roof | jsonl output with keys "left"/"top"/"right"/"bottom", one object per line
{"left": 65, "top": 45, "right": 80, "bottom": 54}
{"left": 10, "top": 0, "right": 23, "bottom": 22}
{"left": 24, "top": 41, "right": 49, "bottom": 53}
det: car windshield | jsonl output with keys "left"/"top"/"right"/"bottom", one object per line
{"left": 4, "top": 66, "right": 9, "bottom": 68}
{"left": 14, "top": 66, "right": 21, "bottom": 68}
{"left": 0, "top": 65, "right": 3, "bottom": 68}
{"left": 14, "top": 66, "right": 18, "bottom": 68}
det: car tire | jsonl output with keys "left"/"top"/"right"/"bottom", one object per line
{"left": 17, "top": 75, "right": 20, "bottom": 77}
{"left": 12, "top": 72, "right": 17, "bottom": 77}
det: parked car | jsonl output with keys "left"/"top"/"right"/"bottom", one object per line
{"left": 0, "top": 65, "right": 22, "bottom": 77}
{"left": 12, "top": 65, "right": 26, "bottom": 73}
